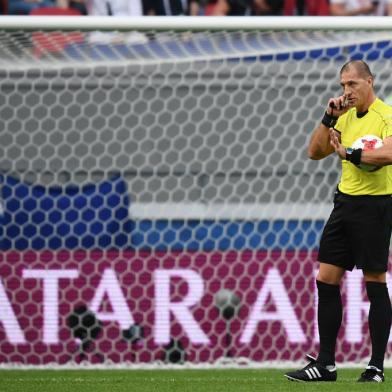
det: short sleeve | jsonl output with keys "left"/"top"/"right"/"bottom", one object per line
{"left": 382, "top": 116, "right": 392, "bottom": 139}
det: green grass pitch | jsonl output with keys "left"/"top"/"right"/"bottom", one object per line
{"left": 0, "top": 369, "right": 391, "bottom": 392}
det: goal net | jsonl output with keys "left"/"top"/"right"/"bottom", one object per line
{"left": 1, "top": 16, "right": 392, "bottom": 367}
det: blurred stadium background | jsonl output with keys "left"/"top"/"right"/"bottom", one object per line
{"left": 1, "top": 16, "right": 392, "bottom": 369}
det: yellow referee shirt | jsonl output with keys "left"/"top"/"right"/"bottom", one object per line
{"left": 336, "top": 98, "right": 392, "bottom": 195}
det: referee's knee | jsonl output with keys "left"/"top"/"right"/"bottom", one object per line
{"left": 316, "top": 263, "right": 345, "bottom": 285}
{"left": 363, "top": 270, "right": 386, "bottom": 283}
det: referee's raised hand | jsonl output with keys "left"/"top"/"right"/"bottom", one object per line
{"left": 327, "top": 95, "right": 353, "bottom": 117}
{"left": 329, "top": 127, "right": 345, "bottom": 160}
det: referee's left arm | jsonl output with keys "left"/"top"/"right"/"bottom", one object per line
{"left": 360, "top": 136, "right": 392, "bottom": 167}
{"left": 330, "top": 131, "right": 392, "bottom": 167}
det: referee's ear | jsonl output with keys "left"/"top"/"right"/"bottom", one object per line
{"left": 368, "top": 75, "right": 375, "bottom": 88}
{"left": 369, "top": 75, "right": 376, "bottom": 87}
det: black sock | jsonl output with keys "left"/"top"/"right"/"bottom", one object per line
{"left": 316, "top": 280, "right": 342, "bottom": 367}
{"left": 366, "top": 281, "right": 392, "bottom": 372}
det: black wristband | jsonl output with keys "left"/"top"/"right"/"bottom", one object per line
{"left": 321, "top": 111, "right": 338, "bottom": 128}
{"left": 345, "top": 148, "right": 362, "bottom": 166}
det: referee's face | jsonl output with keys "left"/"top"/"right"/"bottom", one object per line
{"left": 340, "top": 67, "right": 373, "bottom": 113}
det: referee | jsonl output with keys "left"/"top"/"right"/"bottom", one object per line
{"left": 285, "top": 60, "right": 392, "bottom": 383}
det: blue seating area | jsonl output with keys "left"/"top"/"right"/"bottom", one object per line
{"left": 61, "top": 35, "right": 392, "bottom": 62}
{"left": 0, "top": 174, "right": 133, "bottom": 250}
{"left": 0, "top": 174, "right": 324, "bottom": 252}
{"left": 132, "top": 219, "right": 324, "bottom": 251}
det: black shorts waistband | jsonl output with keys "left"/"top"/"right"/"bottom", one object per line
{"left": 335, "top": 187, "right": 392, "bottom": 199}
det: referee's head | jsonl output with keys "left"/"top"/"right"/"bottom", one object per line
{"left": 340, "top": 60, "right": 374, "bottom": 86}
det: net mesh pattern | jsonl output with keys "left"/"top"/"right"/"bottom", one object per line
{"left": 1, "top": 28, "right": 392, "bottom": 366}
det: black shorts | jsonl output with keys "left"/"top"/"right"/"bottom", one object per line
{"left": 318, "top": 189, "right": 392, "bottom": 272}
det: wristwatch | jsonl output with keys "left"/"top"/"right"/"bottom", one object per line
{"left": 345, "top": 147, "right": 362, "bottom": 165}
{"left": 345, "top": 147, "right": 353, "bottom": 161}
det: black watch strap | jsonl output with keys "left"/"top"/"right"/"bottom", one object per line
{"left": 345, "top": 147, "right": 362, "bottom": 166}
{"left": 321, "top": 111, "right": 338, "bottom": 128}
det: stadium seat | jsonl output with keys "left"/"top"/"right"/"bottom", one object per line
{"left": 29, "top": 7, "right": 84, "bottom": 57}
{"left": 1, "top": 0, "right": 7, "bottom": 14}
{"left": 30, "top": 6, "right": 82, "bottom": 16}
{"left": 284, "top": 0, "right": 329, "bottom": 15}
{"left": 0, "top": 174, "right": 134, "bottom": 250}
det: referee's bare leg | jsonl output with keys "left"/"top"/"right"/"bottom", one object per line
{"left": 317, "top": 263, "right": 345, "bottom": 285}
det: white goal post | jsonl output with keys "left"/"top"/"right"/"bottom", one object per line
{"left": 1, "top": 17, "right": 392, "bottom": 368}
{"left": 2, "top": 15, "right": 392, "bottom": 31}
